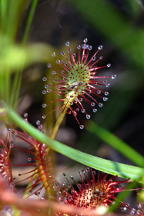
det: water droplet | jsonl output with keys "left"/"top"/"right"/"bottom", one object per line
{"left": 106, "top": 83, "right": 110, "bottom": 88}
{"left": 47, "top": 63, "right": 52, "bottom": 68}
{"left": 42, "top": 77, "right": 47, "bottom": 81}
{"left": 103, "top": 97, "right": 108, "bottom": 101}
{"left": 82, "top": 44, "right": 89, "bottom": 49}
{"left": 27, "top": 157, "right": 32, "bottom": 162}
{"left": 97, "top": 90, "right": 101, "bottom": 94}
{"left": 98, "top": 103, "right": 103, "bottom": 108}
{"left": 91, "top": 102, "right": 95, "bottom": 107}
{"left": 88, "top": 45, "right": 92, "bottom": 50}
{"left": 42, "top": 90, "right": 46, "bottom": 94}
{"left": 36, "top": 120, "right": 41, "bottom": 126}
{"left": 24, "top": 113, "right": 28, "bottom": 118}
{"left": 81, "top": 109, "right": 85, "bottom": 113}
{"left": 111, "top": 74, "right": 117, "bottom": 79}
{"left": 104, "top": 91, "right": 109, "bottom": 96}
{"left": 51, "top": 71, "right": 57, "bottom": 75}
{"left": 92, "top": 56, "right": 96, "bottom": 61}
{"left": 77, "top": 45, "right": 81, "bottom": 50}
{"left": 60, "top": 51, "right": 65, "bottom": 56}
{"left": 52, "top": 52, "right": 56, "bottom": 57}
{"left": 42, "top": 115, "right": 46, "bottom": 119}
{"left": 98, "top": 45, "right": 103, "bottom": 50}
{"left": 42, "top": 103, "right": 47, "bottom": 108}
{"left": 65, "top": 41, "right": 70, "bottom": 46}
{"left": 93, "top": 108, "right": 97, "bottom": 113}
{"left": 80, "top": 125, "right": 84, "bottom": 129}
{"left": 122, "top": 207, "right": 128, "bottom": 212}
{"left": 86, "top": 114, "right": 91, "bottom": 119}
{"left": 107, "top": 63, "right": 111, "bottom": 68}
{"left": 56, "top": 59, "right": 61, "bottom": 64}
{"left": 130, "top": 209, "right": 136, "bottom": 215}
{"left": 38, "top": 125, "right": 43, "bottom": 130}
{"left": 83, "top": 38, "right": 88, "bottom": 43}
{"left": 10, "top": 142, "right": 14, "bottom": 148}
{"left": 44, "top": 84, "right": 49, "bottom": 89}
{"left": 47, "top": 89, "right": 51, "bottom": 93}
{"left": 76, "top": 108, "right": 80, "bottom": 112}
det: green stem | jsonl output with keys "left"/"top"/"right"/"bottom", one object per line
{"left": 50, "top": 106, "right": 67, "bottom": 139}
{"left": 22, "top": 0, "right": 38, "bottom": 44}
{"left": 5, "top": 106, "right": 144, "bottom": 182}
{"left": 10, "top": 0, "right": 38, "bottom": 109}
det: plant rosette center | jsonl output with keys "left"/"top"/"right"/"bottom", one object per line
{"left": 64, "top": 63, "right": 90, "bottom": 107}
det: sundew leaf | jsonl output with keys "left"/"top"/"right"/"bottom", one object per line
{"left": 5, "top": 106, "right": 144, "bottom": 183}
{"left": 88, "top": 121, "right": 144, "bottom": 167}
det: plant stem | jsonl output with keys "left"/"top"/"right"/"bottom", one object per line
{"left": 22, "top": 0, "right": 38, "bottom": 44}
{"left": 44, "top": 106, "right": 67, "bottom": 208}
{"left": 50, "top": 106, "right": 67, "bottom": 139}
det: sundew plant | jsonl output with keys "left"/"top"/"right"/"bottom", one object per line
{"left": 0, "top": 0, "right": 144, "bottom": 216}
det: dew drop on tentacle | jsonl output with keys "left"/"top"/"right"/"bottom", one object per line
{"left": 24, "top": 113, "right": 28, "bottom": 118}
{"left": 65, "top": 41, "right": 70, "bottom": 46}
{"left": 47, "top": 63, "right": 52, "bottom": 68}
{"left": 60, "top": 51, "right": 65, "bottom": 56}
{"left": 91, "top": 102, "right": 95, "bottom": 107}
{"left": 81, "top": 109, "right": 86, "bottom": 113}
{"left": 79, "top": 125, "right": 84, "bottom": 130}
{"left": 24, "top": 113, "right": 28, "bottom": 121}
{"left": 98, "top": 45, "right": 103, "bottom": 50}
{"left": 105, "top": 82, "right": 110, "bottom": 88}
{"left": 83, "top": 38, "right": 88, "bottom": 43}
{"left": 36, "top": 120, "right": 41, "bottom": 126}
{"left": 27, "top": 157, "right": 32, "bottom": 162}
{"left": 97, "top": 90, "right": 101, "bottom": 95}
{"left": 93, "top": 108, "right": 97, "bottom": 113}
{"left": 92, "top": 56, "right": 96, "bottom": 61}
{"left": 86, "top": 114, "right": 91, "bottom": 119}
{"left": 99, "top": 55, "right": 103, "bottom": 60}
{"left": 38, "top": 125, "right": 43, "bottom": 130}
{"left": 107, "top": 63, "right": 111, "bottom": 68}
{"left": 98, "top": 103, "right": 103, "bottom": 108}
{"left": 82, "top": 44, "right": 89, "bottom": 49}
{"left": 42, "top": 103, "right": 47, "bottom": 108}
{"left": 88, "top": 45, "right": 92, "bottom": 51}
{"left": 111, "top": 74, "right": 117, "bottom": 79}
{"left": 42, "top": 76, "right": 47, "bottom": 82}
{"left": 56, "top": 59, "right": 61, "bottom": 64}
{"left": 51, "top": 52, "right": 56, "bottom": 57}
{"left": 104, "top": 91, "right": 109, "bottom": 96}
{"left": 51, "top": 71, "right": 57, "bottom": 75}
{"left": 42, "top": 90, "right": 47, "bottom": 95}
{"left": 44, "top": 84, "right": 49, "bottom": 89}
{"left": 103, "top": 97, "right": 108, "bottom": 102}
{"left": 76, "top": 108, "right": 80, "bottom": 112}
{"left": 42, "top": 115, "right": 46, "bottom": 120}
{"left": 77, "top": 45, "right": 81, "bottom": 50}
